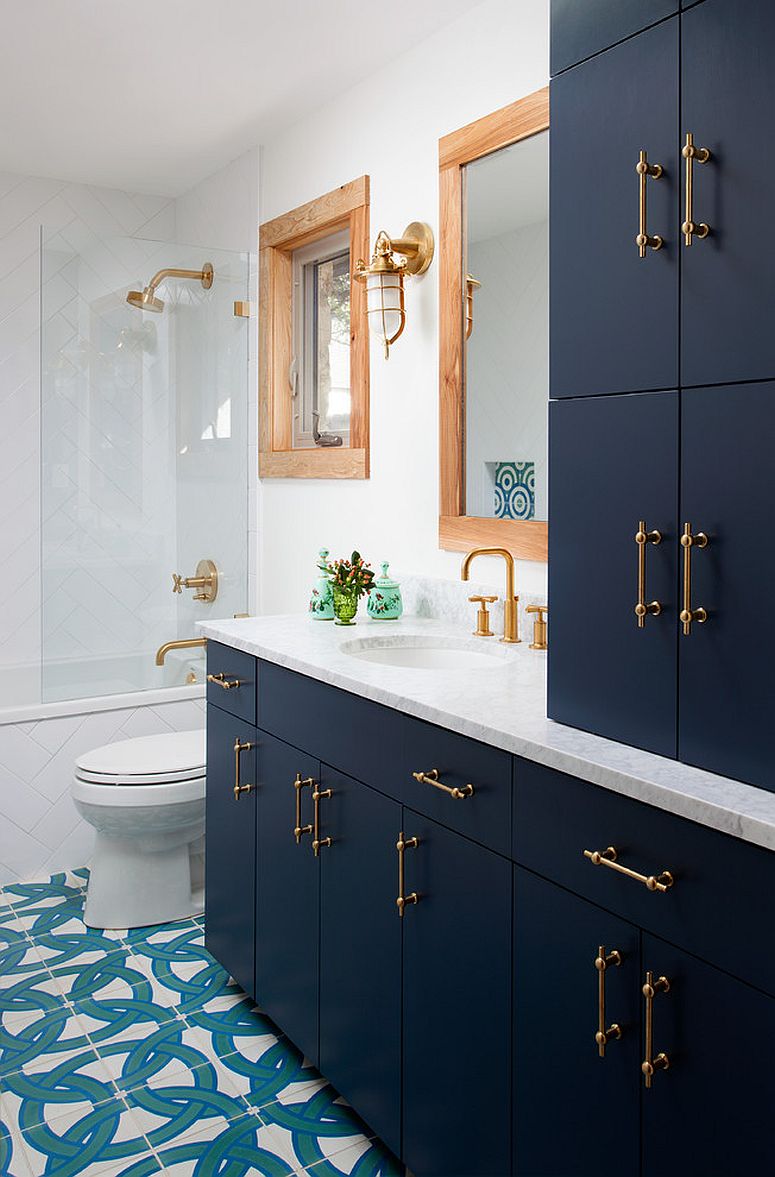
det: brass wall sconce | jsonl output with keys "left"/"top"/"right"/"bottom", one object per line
{"left": 465, "top": 273, "right": 481, "bottom": 340}
{"left": 354, "top": 222, "right": 434, "bottom": 358}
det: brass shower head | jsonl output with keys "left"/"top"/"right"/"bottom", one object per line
{"left": 126, "top": 262, "right": 213, "bottom": 314}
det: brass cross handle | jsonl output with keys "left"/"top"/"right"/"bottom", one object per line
{"left": 682, "top": 132, "right": 711, "bottom": 245}
{"left": 595, "top": 946, "right": 623, "bottom": 1058}
{"left": 469, "top": 595, "right": 497, "bottom": 637}
{"left": 635, "top": 150, "right": 664, "bottom": 257}
{"left": 171, "top": 559, "right": 219, "bottom": 603}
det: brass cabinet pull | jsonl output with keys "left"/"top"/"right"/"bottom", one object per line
{"left": 233, "top": 739, "right": 254, "bottom": 801}
{"left": 635, "top": 151, "right": 664, "bottom": 257}
{"left": 682, "top": 132, "right": 711, "bottom": 245}
{"left": 293, "top": 774, "right": 314, "bottom": 844}
{"left": 207, "top": 672, "right": 241, "bottom": 691}
{"left": 396, "top": 831, "right": 419, "bottom": 917}
{"left": 583, "top": 846, "right": 674, "bottom": 893}
{"left": 680, "top": 522, "right": 709, "bottom": 635}
{"left": 595, "top": 946, "right": 623, "bottom": 1057}
{"left": 642, "top": 971, "right": 671, "bottom": 1086}
{"left": 412, "top": 768, "right": 474, "bottom": 800}
{"left": 634, "top": 521, "right": 662, "bottom": 628}
{"left": 312, "top": 788, "right": 332, "bottom": 856}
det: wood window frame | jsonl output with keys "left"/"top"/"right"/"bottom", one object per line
{"left": 438, "top": 89, "right": 549, "bottom": 561}
{"left": 259, "top": 176, "right": 370, "bottom": 479}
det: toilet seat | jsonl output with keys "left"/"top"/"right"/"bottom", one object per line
{"left": 75, "top": 730, "right": 205, "bottom": 787}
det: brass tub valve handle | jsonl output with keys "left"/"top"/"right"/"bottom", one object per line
{"left": 171, "top": 559, "right": 219, "bottom": 603}
{"left": 469, "top": 595, "right": 497, "bottom": 637}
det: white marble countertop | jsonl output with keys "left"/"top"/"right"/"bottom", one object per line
{"left": 199, "top": 613, "right": 775, "bottom": 854}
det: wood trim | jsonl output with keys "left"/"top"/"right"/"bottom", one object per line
{"left": 439, "top": 89, "right": 549, "bottom": 562}
{"left": 439, "top": 87, "right": 549, "bottom": 170}
{"left": 260, "top": 176, "right": 369, "bottom": 249}
{"left": 439, "top": 517, "right": 548, "bottom": 564}
{"left": 259, "top": 177, "right": 370, "bottom": 480}
{"left": 260, "top": 448, "right": 368, "bottom": 480}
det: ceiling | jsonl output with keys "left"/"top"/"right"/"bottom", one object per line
{"left": 2, "top": 0, "right": 480, "bottom": 196}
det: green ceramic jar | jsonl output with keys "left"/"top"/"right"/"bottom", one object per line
{"left": 367, "top": 562, "right": 403, "bottom": 620}
{"left": 309, "top": 548, "right": 334, "bottom": 620}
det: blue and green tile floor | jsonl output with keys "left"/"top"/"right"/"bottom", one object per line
{"left": 0, "top": 870, "right": 403, "bottom": 1177}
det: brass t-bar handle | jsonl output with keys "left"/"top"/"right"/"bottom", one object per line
{"left": 682, "top": 132, "right": 711, "bottom": 245}
{"left": 595, "top": 946, "right": 623, "bottom": 1058}
{"left": 584, "top": 846, "right": 674, "bottom": 893}
{"left": 412, "top": 769, "right": 474, "bottom": 800}
{"left": 635, "top": 150, "right": 664, "bottom": 257}
{"left": 469, "top": 595, "right": 497, "bottom": 637}
{"left": 233, "top": 739, "right": 254, "bottom": 801}
{"left": 635, "top": 522, "right": 662, "bottom": 628}
{"left": 680, "top": 523, "right": 708, "bottom": 636}
{"left": 396, "top": 832, "right": 419, "bottom": 917}
{"left": 642, "top": 971, "right": 671, "bottom": 1087}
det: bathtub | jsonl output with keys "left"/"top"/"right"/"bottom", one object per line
{"left": 0, "top": 650, "right": 206, "bottom": 887}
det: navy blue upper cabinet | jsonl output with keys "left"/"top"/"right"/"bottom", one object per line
{"left": 679, "top": 383, "right": 775, "bottom": 790}
{"left": 514, "top": 868, "right": 641, "bottom": 1177}
{"left": 254, "top": 732, "right": 321, "bottom": 1067}
{"left": 548, "top": 392, "right": 679, "bottom": 756}
{"left": 551, "top": 0, "right": 678, "bottom": 74}
{"left": 681, "top": 0, "right": 775, "bottom": 387}
{"left": 318, "top": 766, "right": 401, "bottom": 1158}
{"left": 550, "top": 19, "right": 679, "bottom": 399}
{"left": 205, "top": 704, "right": 256, "bottom": 999}
{"left": 641, "top": 935, "right": 775, "bottom": 1177}
{"left": 402, "top": 813, "right": 511, "bottom": 1177}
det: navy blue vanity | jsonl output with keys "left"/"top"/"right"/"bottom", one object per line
{"left": 204, "top": 634, "right": 775, "bottom": 1177}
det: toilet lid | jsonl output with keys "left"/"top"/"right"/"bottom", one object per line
{"left": 75, "top": 729, "right": 206, "bottom": 786}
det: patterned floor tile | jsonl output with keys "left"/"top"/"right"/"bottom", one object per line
{"left": 0, "top": 1005, "right": 94, "bottom": 1079}
{"left": 121, "top": 1078, "right": 255, "bottom": 1153}
{"left": 0, "top": 1119, "right": 32, "bottom": 1177}
{"left": 147, "top": 1114, "right": 298, "bottom": 1176}
{"left": 16, "top": 1094, "right": 156, "bottom": 1177}
{"left": 304, "top": 1138, "right": 405, "bottom": 1177}
{"left": 28, "top": 922, "right": 127, "bottom": 968}
{"left": 121, "top": 939, "right": 234, "bottom": 1016}
{"left": 1, "top": 1046, "right": 117, "bottom": 1129}
{"left": 254, "top": 1085, "right": 378, "bottom": 1175}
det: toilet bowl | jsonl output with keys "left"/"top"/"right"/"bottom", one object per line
{"left": 72, "top": 729, "right": 206, "bottom": 930}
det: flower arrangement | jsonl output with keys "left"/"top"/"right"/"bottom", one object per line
{"left": 323, "top": 551, "right": 375, "bottom": 599}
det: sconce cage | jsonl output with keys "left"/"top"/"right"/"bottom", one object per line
{"left": 355, "top": 222, "right": 434, "bottom": 358}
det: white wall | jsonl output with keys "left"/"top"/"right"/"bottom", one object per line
{"left": 258, "top": 0, "right": 549, "bottom": 613}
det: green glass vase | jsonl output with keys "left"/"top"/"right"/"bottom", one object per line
{"left": 332, "top": 585, "right": 359, "bottom": 625}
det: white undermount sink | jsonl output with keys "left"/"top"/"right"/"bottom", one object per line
{"left": 340, "top": 635, "right": 512, "bottom": 671}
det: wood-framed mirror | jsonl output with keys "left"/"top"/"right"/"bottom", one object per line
{"left": 439, "top": 87, "right": 549, "bottom": 561}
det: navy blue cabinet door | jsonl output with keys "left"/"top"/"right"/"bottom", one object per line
{"left": 318, "top": 767, "right": 401, "bottom": 1158}
{"left": 551, "top": 19, "right": 678, "bottom": 398}
{"left": 514, "top": 868, "right": 641, "bottom": 1177}
{"left": 255, "top": 731, "right": 321, "bottom": 1066}
{"left": 402, "top": 814, "right": 511, "bottom": 1177}
{"left": 548, "top": 392, "right": 679, "bottom": 756}
{"left": 680, "top": 383, "right": 775, "bottom": 789}
{"left": 205, "top": 705, "right": 256, "bottom": 998}
{"left": 551, "top": 0, "right": 677, "bottom": 75}
{"left": 641, "top": 934, "right": 775, "bottom": 1177}
{"left": 681, "top": 0, "right": 775, "bottom": 387}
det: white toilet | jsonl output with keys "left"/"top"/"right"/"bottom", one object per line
{"left": 72, "top": 729, "right": 206, "bottom": 930}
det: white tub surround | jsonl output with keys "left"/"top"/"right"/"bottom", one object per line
{"left": 201, "top": 613, "right": 775, "bottom": 853}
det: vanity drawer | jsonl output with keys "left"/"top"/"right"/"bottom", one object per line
{"left": 513, "top": 758, "right": 775, "bottom": 996}
{"left": 258, "top": 661, "right": 512, "bottom": 856}
{"left": 206, "top": 641, "right": 257, "bottom": 725}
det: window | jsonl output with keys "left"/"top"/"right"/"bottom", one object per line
{"left": 291, "top": 231, "right": 351, "bottom": 449}
{"left": 259, "top": 177, "right": 370, "bottom": 479}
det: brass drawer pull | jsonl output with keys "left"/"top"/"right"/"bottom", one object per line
{"left": 207, "top": 672, "right": 241, "bottom": 691}
{"left": 312, "top": 788, "right": 332, "bottom": 856}
{"left": 233, "top": 739, "right": 254, "bottom": 801}
{"left": 583, "top": 846, "right": 674, "bottom": 893}
{"left": 293, "top": 773, "right": 314, "bottom": 844}
{"left": 595, "top": 946, "right": 623, "bottom": 1057}
{"left": 635, "top": 150, "right": 664, "bottom": 257}
{"left": 680, "top": 522, "right": 708, "bottom": 636}
{"left": 642, "top": 971, "right": 671, "bottom": 1087}
{"left": 634, "top": 521, "right": 662, "bottom": 628}
{"left": 396, "top": 832, "right": 419, "bottom": 917}
{"left": 682, "top": 132, "right": 711, "bottom": 246}
{"left": 412, "top": 769, "right": 474, "bottom": 800}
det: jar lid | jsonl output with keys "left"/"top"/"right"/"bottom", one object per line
{"left": 374, "top": 560, "right": 399, "bottom": 589}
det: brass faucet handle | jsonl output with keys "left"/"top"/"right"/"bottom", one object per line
{"left": 172, "top": 573, "right": 184, "bottom": 594}
{"left": 526, "top": 604, "right": 549, "bottom": 651}
{"left": 469, "top": 595, "right": 498, "bottom": 638}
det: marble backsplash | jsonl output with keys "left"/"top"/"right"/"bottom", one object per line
{"left": 396, "top": 572, "right": 546, "bottom": 644}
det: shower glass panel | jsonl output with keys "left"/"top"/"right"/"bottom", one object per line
{"left": 41, "top": 231, "right": 249, "bottom": 703}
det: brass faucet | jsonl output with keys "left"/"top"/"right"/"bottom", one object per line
{"left": 461, "top": 547, "right": 520, "bottom": 643}
{"left": 172, "top": 559, "right": 219, "bottom": 602}
{"left": 155, "top": 637, "right": 207, "bottom": 666}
